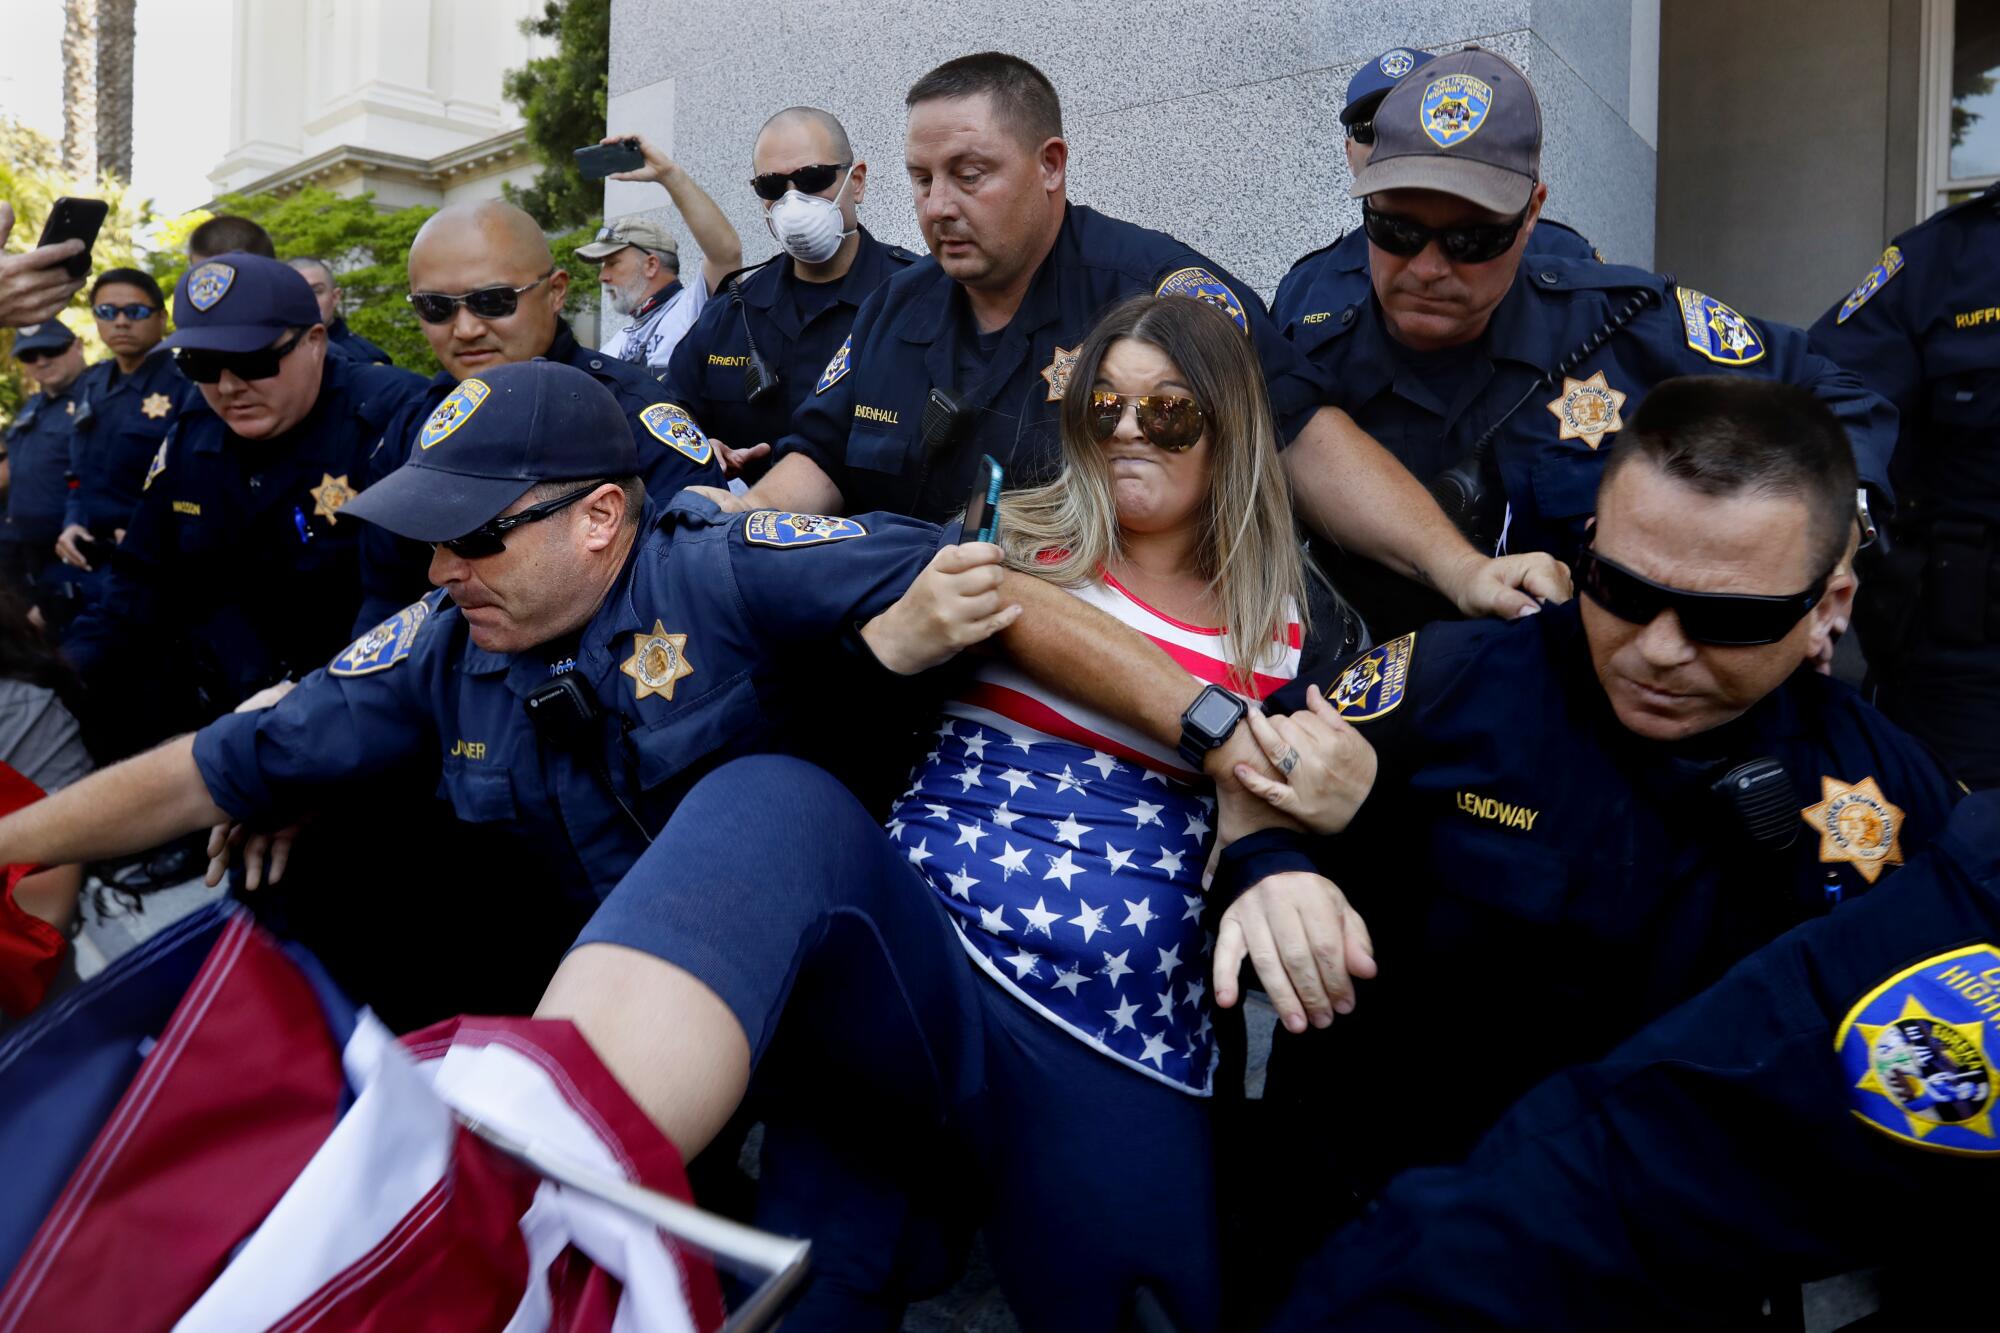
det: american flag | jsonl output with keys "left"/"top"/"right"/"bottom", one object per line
{"left": 887, "top": 718, "right": 1219, "bottom": 1094}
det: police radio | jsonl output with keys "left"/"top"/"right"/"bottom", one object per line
{"left": 524, "top": 673, "right": 653, "bottom": 844}
{"left": 1709, "top": 757, "right": 1801, "bottom": 853}
{"left": 921, "top": 386, "right": 973, "bottom": 455}
{"left": 726, "top": 278, "right": 783, "bottom": 407}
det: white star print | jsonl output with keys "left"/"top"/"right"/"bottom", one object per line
{"left": 955, "top": 763, "right": 983, "bottom": 792}
{"left": 1182, "top": 893, "right": 1205, "bottom": 922}
{"left": 999, "top": 768, "right": 1037, "bottom": 796}
{"left": 1084, "top": 751, "right": 1122, "bottom": 780}
{"left": 1054, "top": 765, "right": 1089, "bottom": 795}
{"left": 1196, "top": 1011, "right": 1213, "bottom": 1041}
{"left": 935, "top": 719, "right": 956, "bottom": 739}
{"left": 886, "top": 819, "right": 906, "bottom": 842}
{"left": 1051, "top": 965, "right": 1087, "bottom": 995}
{"left": 954, "top": 821, "right": 987, "bottom": 851}
{"left": 1155, "top": 943, "right": 1183, "bottom": 980}
{"left": 1104, "top": 843, "right": 1136, "bottom": 875}
{"left": 1070, "top": 900, "right": 1107, "bottom": 941}
{"left": 1049, "top": 811, "right": 1092, "bottom": 847}
{"left": 961, "top": 732, "right": 989, "bottom": 759}
{"left": 1122, "top": 897, "right": 1156, "bottom": 935}
{"left": 925, "top": 803, "right": 952, "bottom": 822}
{"left": 1123, "top": 800, "right": 1164, "bottom": 829}
{"left": 1043, "top": 849, "right": 1084, "bottom": 891}
{"left": 1154, "top": 848, "right": 1185, "bottom": 879}
{"left": 1107, "top": 996, "right": 1139, "bottom": 1031}
{"left": 979, "top": 905, "right": 1013, "bottom": 935}
{"left": 1101, "top": 949, "right": 1132, "bottom": 987}
{"left": 991, "top": 802, "right": 1023, "bottom": 829}
{"left": 1138, "top": 1031, "right": 1172, "bottom": 1068}
{"left": 907, "top": 837, "right": 933, "bottom": 867}
{"left": 1184, "top": 978, "right": 1206, "bottom": 1008}
{"left": 1004, "top": 731, "right": 1037, "bottom": 754}
{"left": 1142, "top": 768, "right": 1168, "bottom": 785}
{"left": 1018, "top": 897, "right": 1060, "bottom": 936}
{"left": 946, "top": 867, "right": 979, "bottom": 899}
{"left": 1183, "top": 810, "right": 1211, "bottom": 841}
{"left": 1004, "top": 947, "right": 1040, "bottom": 981}
{"left": 1152, "top": 989, "right": 1176, "bottom": 1020}
{"left": 991, "top": 843, "right": 1030, "bottom": 879}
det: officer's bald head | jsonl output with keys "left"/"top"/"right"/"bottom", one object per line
{"left": 755, "top": 107, "right": 852, "bottom": 168}
{"left": 411, "top": 201, "right": 555, "bottom": 284}
{"left": 408, "top": 201, "right": 569, "bottom": 382}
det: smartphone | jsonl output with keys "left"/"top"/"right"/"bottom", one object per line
{"left": 37, "top": 197, "right": 109, "bottom": 278}
{"left": 963, "top": 454, "right": 1003, "bottom": 544}
{"left": 573, "top": 139, "right": 644, "bottom": 180}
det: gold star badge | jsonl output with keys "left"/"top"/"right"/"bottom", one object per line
{"left": 620, "top": 620, "right": 693, "bottom": 701}
{"left": 309, "top": 473, "right": 356, "bottom": 524}
{"left": 1041, "top": 345, "right": 1078, "bottom": 402}
{"left": 141, "top": 392, "right": 174, "bottom": 420}
{"left": 1802, "top": 775, "right": 1905, "bottom": 884}
{"left": 1545, "top": 370, "right": 1626, "bottom": 449}
{"left": 1853, "top": 992, "right": 1996, "bottom": 1144}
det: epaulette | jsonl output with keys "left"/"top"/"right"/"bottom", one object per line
{"left": 1527, "top": 258, "right": 1663, "bottom": 294}
{"left": 1284, "top": 234, "right": 1346, "bottom": 276}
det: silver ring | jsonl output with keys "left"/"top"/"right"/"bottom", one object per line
{"left": 1276, "top": 747, "right": 1299, "bottom": 776}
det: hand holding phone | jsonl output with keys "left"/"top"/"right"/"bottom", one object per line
{"left": 0, "top": 201, "right": 91, "bottom": 328}
{"left": 574, "top": 138, "right": 646, "bottom": 180}
{"left": 963, "top": 454, "right": 1003, "bottom": 545}
{"left": 36, "top": 198, "right": 108, "bottom": 279}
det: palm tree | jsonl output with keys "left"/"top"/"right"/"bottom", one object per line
{"left": 60, "top": 0, "right": 136, "bottom": 184}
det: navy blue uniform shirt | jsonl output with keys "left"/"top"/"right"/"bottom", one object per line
{"left": 772, "top": 203, "right": 1332, "bottom": 520}
{"left": 353, "top": 319, "right": 725, "bottom": 631}
{"left": 1277, "top": 789, "right": 2000, "bottom": 1332}
{"left": 65, "top": 353, "right": 426, "bottom": 706}
{"left": 1284, "top": 258, "right": 1899, "bottom": 635}
{"left": 196, "top": 495, "right": 944, "bottom": 902}
{"left": 1271, "top": 215, "right": 1602, "bottom": 340}
{"left": 327, "top": 317, "right": 394, "bottom": 367}
{"left": 657, "top": 227, "right": 917, "bottom": 466}
{"left": 2, "top": 383, "right": 81, "bottom": 547}
{"left": 65, "top": 347, "right": 191, "bottom": 538}
{"left": 1248, "top": 601, "right": 1959, "bottom": 1188}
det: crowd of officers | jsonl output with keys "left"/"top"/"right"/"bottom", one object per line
{"left": 0, "top": 39, "right": 1996, "bottom": 1331}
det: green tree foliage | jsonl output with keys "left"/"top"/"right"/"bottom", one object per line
{"left": 0, "top": 115, "right": 154, "bottom": 424}
{"left": 502, "top": 0, "right": 610, "bottom": 231}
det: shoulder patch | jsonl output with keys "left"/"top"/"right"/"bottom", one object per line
{"left": 1836, "top": 246, "right": 1905, "bottom": 324}
{"left": 638, "top": 402, "right": 714, "bottom": 465}
{"left": 744, "top": 511, "right": 868, "bottom": 548}
{"left": 1155, "top": 266, "right": 1249, "bottom": 334}
{"left": 419, "top": 378, "right": 490, "bottom": 450}
{"left": 330, "top": 598, "right": 434, "bottom": 677}
{"left": 1328, "top": 632, "right": 1415, "bottom": 722}
{"left": 816, "top": 334, "right": 852, "bottom": 394}
{"left": 1674, "top": 287, "right": 1767, "bottom": 365}
{"left": 1837, "top": 943, "right": 2000, "bottom": 1156}
{"left": 142, "top": 436, "right": 170, "bottom": 491}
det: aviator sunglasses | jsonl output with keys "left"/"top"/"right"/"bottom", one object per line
{"left": 1362, "top": 202, "right": 1530, "bottom": 264}
{"left": 749, "top": 163, "right": 850, "bottom": 201}
{"left": 406, "top": 270, "right": 555, "bottom": 325}
{"left": 438, "top": 482, "right": 603, "bottom": 559}
{"left": 1085, "top": 390, "right": 1208, "bottom": 452}
{"left": 171, "top": 329, "right": 308, "bottom": 385}
{"left": 93, "top": 302, "right": 159, "bottom": 322}
{"left": 1575, "top": 541, "right": 1834, "bottom": 647}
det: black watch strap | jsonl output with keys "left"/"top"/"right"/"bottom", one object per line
{"left": 1178, "top": 683, "right": 1248, "bottom": 770}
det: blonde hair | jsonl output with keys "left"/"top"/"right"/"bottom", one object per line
{"left": 996, "top": 294, "right": 1308, "bottom": 689}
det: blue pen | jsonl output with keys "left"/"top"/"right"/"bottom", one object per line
{"left": 293, "top": 505, "right": 312, "bottom": 543}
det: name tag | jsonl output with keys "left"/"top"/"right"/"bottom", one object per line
{"left": 449, "top": 739, "right": 487, "bottom": 760}
{"left": 171, "top": 500, "right": 201, "bottom": 516}
{"left": 855, "top": 404, "right": 901, "bottom": 426}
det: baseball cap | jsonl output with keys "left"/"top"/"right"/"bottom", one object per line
{"left": 1350, "top": 47, "right": 1542, "bottom": 214}
{"left": 340, "top": 359, "right": 639, "bottom": 543}
{"left": 12, "top": 321, "right": 77, "bottom": 357}
{"left": 1342, "top": 47, "right": 1437, "bottom": 127}
{"left": 164, "top": 252, "right": 325, "bottom": 354}
{"left": 576, "top": 215, "right": 680, "bottom": 262}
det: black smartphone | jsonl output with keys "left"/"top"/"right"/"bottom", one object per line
{"left": 573, "top": 139, "right": 644, "bottom": 180}
{"left": 963, "top": 454, "right": 1003, "bottom": 544}
{"left": 37, "top": 197, "right": 109, "bottom": 278}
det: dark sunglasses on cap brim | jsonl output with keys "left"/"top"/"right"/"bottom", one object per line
{"left": 1575, "top": 542, "right": 1833, "bottom": 647}
{"left": 1362, "top": 202, "right": 1530, "bottom": 264}
{"left": 749, "top": 163, "right": 849, "bottom": 201}
{"left": 1084, "top": 391, "right": 1208, "bottom": 452}
{"left": 171, "top": 329, "right": 308, "bottom": 385}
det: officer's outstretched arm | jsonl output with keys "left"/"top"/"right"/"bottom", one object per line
{"left": 724, "top": 452, "right": 844, "bottom": 516}
{"left": 0, "top": 735, "right": 226, "bottom": 874}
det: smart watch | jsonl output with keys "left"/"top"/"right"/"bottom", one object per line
{"left": 1178, "top": 683, "right": 1248, "bottom": 770}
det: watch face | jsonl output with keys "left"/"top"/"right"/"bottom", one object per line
{"left": 1191, "top": 688, "right": 1242, "bottom": 737}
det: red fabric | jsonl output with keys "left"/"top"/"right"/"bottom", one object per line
{"left": 0, "top": 762, "right": 60, "bottom": 1018}
{"left": 0, "top": 912, "right": 347, "bottom": 1333}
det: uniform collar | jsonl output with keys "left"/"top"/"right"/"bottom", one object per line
{"left": 761, "top": 225, "right": 895, "bottom": 314}
{"left": 1478, "top": 263, "right": 1574, "bottom": 374}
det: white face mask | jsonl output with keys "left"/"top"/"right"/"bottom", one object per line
{"left": 764, "top": 166, "right": 857, "bottom": 264}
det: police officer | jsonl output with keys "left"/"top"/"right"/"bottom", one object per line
{"left": 1809, "top": 183, "right": 2000, "bottom": 789}
{"left": 186, "top": 215, "right": 275, "bottom": 266}
{"left": 653, "top": 106, "right": 918, "bottom": 484}
{"left": 1, "top": 321, "right": 86, "bottom": 597}
{"left": 56, "top": 269, "right": 189, "bottom": 584}
{"left": 1215, "top": 379, "right": 1958, "bottom": 1307}
{"left": 1272, "top": 787, "right": 2000, "bottom": 1331}
{"left": 287, "top": 256, "right": 394, "bottom": 366}
{"left": 354, "top": 199, "right": 724, "bottom": 629}
{"left": 1274, "top": 46, "right": 1600, "bottom": 344}
{"left": 1287, "top": 46, "right": 1897, "bottom": 638}
{"left": 725, "top": 52, "right": 1566, "bottom": 625}
{"left": 63, "top": 253, "right": 425, "bottom": 760}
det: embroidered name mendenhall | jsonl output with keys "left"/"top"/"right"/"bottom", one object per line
{"left": 1454, "top": 790, "right": 1540, "bottom": 831}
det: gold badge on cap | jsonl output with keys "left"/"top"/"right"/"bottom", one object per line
{"left": 1545, "top": 370, "right": 1626, "bottom": 449}
{"left": 621, "top": 620, "right": 694, "bottom": 701}
{"left": 1802, "top": 775, "right": 1905, "bottom": 884}
{"left": 1041, "top": 345, "right": 1078, "bottom": 402}
{"left": 310, "top": 473, "right": 357, "bottom": 524}
{"left": 141, "top": 392, "right": 174, "bottom": 420}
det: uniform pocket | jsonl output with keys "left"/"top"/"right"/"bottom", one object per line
{"left": 628, "top": 672, "right": 761, "bottom": 791}
{"left": 1426, "top": 822, "right": 1573, "bottom": 925}
{"left": 847, "top": 427, "right": 915, "bottom": 476}
{"left": 437, "top": 762, "right": 517, "bottom": 824}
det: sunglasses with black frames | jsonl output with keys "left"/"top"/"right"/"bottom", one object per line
{"left": 749, "top": 163, "right": 851, "bottom": 201}
{"left": 1348, "top": 120, "right": 1378, "bottom": 146}
{"left": 438, "top": 482, "right": 605, "bottom": 559}
{"left": 93, "top": 302, "right": 159, "bottom": 322}
{"left": 1362, "top": 202, "right": 1532, "bottom": 264}
{"left": 1575, "top": 541, "right": 1835, "bottom": 647}
{"left": 171, "top": 329, "right": 309, "bottom": 385}
{"left": 406, "top": 270, "right": 555, "bottom": 326}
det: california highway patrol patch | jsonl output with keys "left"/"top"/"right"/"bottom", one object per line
{"left": 420, "top": 379, "right": 490, "bottom": 450}
{"left": 1836, "top": 246, "right": 1905, "bottom": 324}
{"left": 1545, "top": 370, "right": 1626, "bottom": 449}
{"left": 1837, "top": 944, "right": 2000, "bottom": 1155}
{"left": 330, "top": 598, "right": 433, "bottom": 676}
{"left": 1378, "top": 49, "right": 1416, "bottom": 78}
{"left": 1329, "top": 632, "right": 1415, "bottom": 722}
{"left": 744, "top": 511, "right": 868, "bottom": 547}
{"left": 1675, "top": 287, "right": 1766, "bottom": 365}
{"left": 186, "top": 261, "right": 236, "bottom": 312}
{"left": 816, "top": 335, "right": 852, "bottom": 394}
{"left": 142, "top": 438, "right": 170, "bottom": 492}
{"left": 1420, "top": 73, "right": 1492, "bottom": 148}
{"left": 1802, "top": 775, "right": 1906, "bottom": 885}
{"left": 638, "top": 402, "right": 714, "bottom": 464}
{"left": 621, "top": 619, "right": 693, "bottom": 701}
{"left": 1155, "top": 267, "right": 1249, "bottom": 334}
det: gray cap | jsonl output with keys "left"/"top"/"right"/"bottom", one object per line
{"left": 1350, "top": 46, "right": 1541, "bottom": 214}
{"left": 576, "top": 215, "right": 680, "bottom": 262}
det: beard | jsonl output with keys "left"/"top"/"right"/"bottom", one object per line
{"left": 605, "top": 275, "right": 651, "bottom": 317}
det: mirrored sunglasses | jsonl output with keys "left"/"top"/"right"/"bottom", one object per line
{"left": 93, "top": 302, "right": 158, "bottom": 322}
{"left": 1085, "top": 390, "right": 1208, "bottom": 452}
